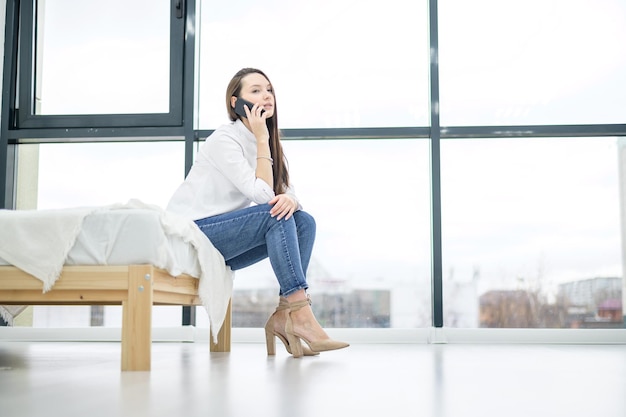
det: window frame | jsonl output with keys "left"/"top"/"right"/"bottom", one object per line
{"left": 1, "top": 0, "right": 625, "bottom": 332}
{"left": 15, "top": 0, "right": 185, "bottom": 129}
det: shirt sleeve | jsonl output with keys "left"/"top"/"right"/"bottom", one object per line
{"left": 204, "top": 132, "right": 275, "bottom": 204}
{"left": 284, "top": 184, "right": 303, "bottom": 211}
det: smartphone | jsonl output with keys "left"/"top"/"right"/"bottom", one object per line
{"left": 234, "top": 97, "right": 264, "bottom": 118}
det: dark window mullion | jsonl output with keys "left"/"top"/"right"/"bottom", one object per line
{"left": 429, "top": 0, "right": 444, "bottom": 328}
{"left": 169, "top": 0, "right": 185, "bottom": 124}
{"left": 17, "top": 0, "right": 36, "bottom": 127}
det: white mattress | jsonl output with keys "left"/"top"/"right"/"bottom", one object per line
{"left": 0, "top": 208, "right": 201, "bottom": 278}
{"left": 0, "top": 201, "right": 233, "bottom": 337}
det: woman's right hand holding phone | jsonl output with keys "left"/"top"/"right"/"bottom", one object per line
{"left": 245, "top": 103, "right": 270, "bottom": 144}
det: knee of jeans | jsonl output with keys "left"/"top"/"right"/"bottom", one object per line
{"left": 295, "top": 210, "right": 316, "bottom": 230}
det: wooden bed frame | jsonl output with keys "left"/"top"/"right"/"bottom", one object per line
{"left": 0, "top": 264, "right": 231, "bottom": 371}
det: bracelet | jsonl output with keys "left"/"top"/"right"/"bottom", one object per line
{"left": 256, "top": 156, "right": 273, "bottom": 165}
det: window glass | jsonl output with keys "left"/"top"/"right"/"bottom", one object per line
{"left": 35, "top": 0, "right": 170, "bottom": 115}
{"left": 198, "top": 0, "right": 430, "bottom": 129}
{"left": 37, "top": 142, "right": 184, "bottom": 209}
{"left": 441, "top": 137, "right": 624, "bottom": 328}
{"left": 439, "top": 0, "right": 626, "bottom": 126}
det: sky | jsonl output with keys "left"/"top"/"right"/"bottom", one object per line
{"left": 22, "top": 0, "right": 626, "bottom": 327}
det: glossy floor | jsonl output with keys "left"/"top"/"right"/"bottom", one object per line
{"left": 0, "top": 341, "right": 625, "bottom": 417}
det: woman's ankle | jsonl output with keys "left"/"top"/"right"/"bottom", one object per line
{"left": 285, "top": 289, "right": 308, "bottom": 303}
{"left": 291, "top": 307, "right": 329, "bottom": 338}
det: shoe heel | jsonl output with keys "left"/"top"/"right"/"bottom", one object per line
{"left": 264, "top": 321, "right": 276, "bottom": 356}
{"left": 285, "top": 313, "right": 303, "bottom": 358}
{"left": 286, "top": 332, "right": 303, "bottom": 358}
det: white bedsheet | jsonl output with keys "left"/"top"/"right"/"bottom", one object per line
{"left": 65, "top": 207, "right": 202, "bottom": 276}
{"left": 0, "top": 200, "right": 233, "bottom": 340}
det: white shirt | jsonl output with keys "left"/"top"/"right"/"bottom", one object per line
{"left": 166, "top": 119, "right": 295, "bottom": 220}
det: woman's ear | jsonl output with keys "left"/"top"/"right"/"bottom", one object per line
{"left": 230, "top": 96, "right": 238, "bottom": 109}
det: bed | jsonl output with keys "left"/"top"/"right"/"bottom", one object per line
{"left": 0, "top": 200, "right": 234, "bottom": 371}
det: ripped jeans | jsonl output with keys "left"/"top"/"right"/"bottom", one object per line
{"left": 194, "top": 204, "right": 316, "bottom": 297}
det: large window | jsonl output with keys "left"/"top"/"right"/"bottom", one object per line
{"left": 2, "top": 0, "right": 625, "bottom": 333}
{"left": 438, "top": 0, "right": 626, "bottom": 126}
{"left": 441, "top": 137, "right": 623, "bottom": 328}
{"left": 35, "top": 0, "right": 170, "bottom": 115}
{"left": 198, "top": 0, "right": 430, "bottom": 129}
{"left": 16, "top": 0, "right": 184, "bottom": 128}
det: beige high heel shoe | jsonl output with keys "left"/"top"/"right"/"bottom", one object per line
{"left": 285, "top": 296, "right": 350, "bottom": 358}
{"left": 264, "top": 297, "right": 319, "bottom": 356}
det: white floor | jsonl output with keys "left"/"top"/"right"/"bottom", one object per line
{"left": 0, "top": 340, "right": 625, "bottom": 417}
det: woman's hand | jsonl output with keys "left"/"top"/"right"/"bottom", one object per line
{"left": 269, "top": 194, "right": 297, "bottom": 221}
{"left": 245, "top": 103, "right": 270, "bottom": 143}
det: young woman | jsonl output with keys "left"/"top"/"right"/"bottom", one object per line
{"left": 166, "top": 68, "right": 348, "bottom": 358}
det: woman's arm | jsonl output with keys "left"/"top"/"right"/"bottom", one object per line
{"left": 246, "top": 103, "right": 274, "bottom": 188}
{"left": 205, "top": 134, "right": 274, "bottom": 204}
{"left": 255, "top": 136, "right": 273, "bottom": 188}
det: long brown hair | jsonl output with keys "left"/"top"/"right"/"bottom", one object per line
{"left": 226, "top": 68, "right": 289, "bottom": 195}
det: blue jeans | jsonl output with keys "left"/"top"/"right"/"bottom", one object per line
{"left": 194, "top": 204, "right": 316, "bottom": 297}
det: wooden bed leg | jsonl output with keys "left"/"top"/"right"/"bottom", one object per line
{"left": 210, "top": 299, "right": 232, "bottom": 352}
{"left": 121, "top": 265, "right": 153, "bottom": 371}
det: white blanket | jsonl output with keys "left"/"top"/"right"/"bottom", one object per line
{"left": 0, "top": 205, "right": 100, "bottom": 289}
{"left": 0, "top": 199, "right": 233, "bottom": 341}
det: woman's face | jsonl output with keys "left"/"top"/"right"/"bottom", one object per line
{"left": 232, "top": 72, "right": 275, "bottom": 118}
